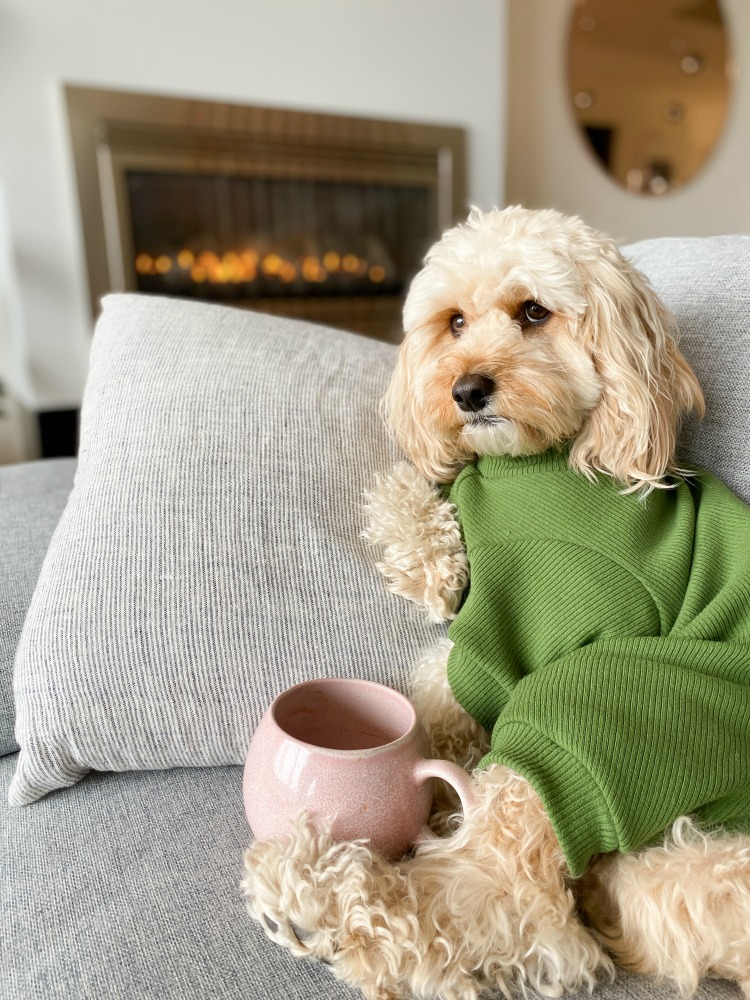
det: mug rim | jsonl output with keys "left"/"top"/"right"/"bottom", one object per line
{"left": 269, "top": 677, "right": 419, "bottom": 758}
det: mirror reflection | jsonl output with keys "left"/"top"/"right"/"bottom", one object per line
{"left": 568, "top": 0, "right": 732, "bottom": 195}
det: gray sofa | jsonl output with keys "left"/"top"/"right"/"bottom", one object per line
{"left": 2, "top": 232, "right": 749, "bottom": 1000}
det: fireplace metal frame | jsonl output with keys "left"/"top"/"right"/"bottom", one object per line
{"left": 65, "top": 85, "right": 466, "bottom": 341}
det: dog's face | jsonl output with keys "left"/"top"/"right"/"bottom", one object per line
{"left": 399, "top": 210, "right": 601, "bottom": 463}
{"left": 386, "top": 207, "right": 704, "bottom": 490}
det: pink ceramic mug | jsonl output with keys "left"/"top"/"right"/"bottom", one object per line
{"left": 243, "top": 677, "right": 477, "bottom": 860}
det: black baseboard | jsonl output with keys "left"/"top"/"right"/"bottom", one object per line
{"left": 38, "top": 410, "right": 80, "bottom": 459}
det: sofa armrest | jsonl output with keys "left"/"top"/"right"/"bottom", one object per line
{"left": 0, "top": 458, "right": 76, "bottom": 754}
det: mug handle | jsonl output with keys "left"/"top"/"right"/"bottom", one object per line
{"left": 413, "top": 758, "right": 478, "bottom": 841}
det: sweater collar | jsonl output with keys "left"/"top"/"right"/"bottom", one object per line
{"left": 476, "top": 447, "right": 572, "bottom": 479}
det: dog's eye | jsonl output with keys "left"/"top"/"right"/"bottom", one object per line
{"left": 449, "top": 314, "right": 465, "bottom": 337}
{"left": 522, "top": 301, "right": 551, "bottom": 326}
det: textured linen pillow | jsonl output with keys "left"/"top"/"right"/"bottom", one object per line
{"left": 10, "top": 294, "right": 445, "bottom": 805}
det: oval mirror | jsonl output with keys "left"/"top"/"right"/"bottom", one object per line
{"left": 568, "top": 0, "right": 732, "bottom": 195}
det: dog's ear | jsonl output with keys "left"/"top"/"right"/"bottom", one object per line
{"left": 382, "top": 335, "right": 473, "bottom": 484}
{"left": 569, "top": 246, "right": 704, "bottom": 492}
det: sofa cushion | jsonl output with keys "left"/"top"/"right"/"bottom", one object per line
{"left": 9, "top": 295, "right": 444, "bottom": 805}
{"left": 0, "top": 755, "right": 353, "bottom": 1000}
{"left": 0, "top": 753, "right": 741, "bottom": 1000}
{"left": 0, "top": 459, "right": 76, "bottom": 755}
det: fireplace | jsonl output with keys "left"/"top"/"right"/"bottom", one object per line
{"left": 65, "top": 86, "right": 466, "bottom": 342}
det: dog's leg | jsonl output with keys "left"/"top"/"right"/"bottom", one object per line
{"left": 364, "top": 462, "right": 468, "bottom": 623}
{"left": 243, "top": 766, "right": 612, "bottom": 1000}
{"left": 411, "top": 638, "right": 488, "bottom": 768}
{"left": 410, "top": 638, "right": 490, "bottom": 833}
{"left": 578, "top": 818, "right": 750, "bottom": 997}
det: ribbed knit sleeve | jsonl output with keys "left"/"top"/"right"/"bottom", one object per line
{"left": 484, "top": 638, "right": 750, "bottom": 876}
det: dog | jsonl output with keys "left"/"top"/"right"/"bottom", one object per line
{"left": 243, "top": 207, "right": 750, "bottom": 1000}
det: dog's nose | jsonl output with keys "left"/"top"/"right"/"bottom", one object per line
{"left": 452, "top": 374, "right": 495, "bottom": 413}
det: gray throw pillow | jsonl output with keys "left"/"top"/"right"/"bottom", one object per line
{"left": 9, "top": 294, "right": 444, "bottom": 805}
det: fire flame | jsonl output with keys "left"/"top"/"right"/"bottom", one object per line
{"left": 134, "top": 246, "right": 388, "bottom": 287}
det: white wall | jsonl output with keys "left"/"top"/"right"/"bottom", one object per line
{"left": 506, "top": 0, "right": 749, "bottom": 244}
{"left": 0, "top": 0, "right": 507, "bottom": 411}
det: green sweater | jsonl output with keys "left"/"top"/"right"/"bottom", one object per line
{"left": 446, "top": 449, "right": 750, "bottom": 877}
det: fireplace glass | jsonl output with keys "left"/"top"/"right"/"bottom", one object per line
{"left": 65, "top": 87, "right": 466, "bottom": 342}
{"left": 127, "top": 171, "right": 431, "bottom": 304}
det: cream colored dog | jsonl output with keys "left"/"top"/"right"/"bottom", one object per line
{"left": 243, "top": 207, "right": 750, "bottom": 1000}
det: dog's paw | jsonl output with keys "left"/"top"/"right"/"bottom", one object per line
{"left": 242, "top": 815, "right": 422, "bottom": 998}
{"left": 364, "top": 462, "right": 467, "bottom": 622}
{"left": 242, "top": 815, "right": 396, "bottom": 962}
{"left": 419, "top": 550, "right": 469, "bottom": 621}
{"left": 520, "top": 918, "right": 614, "bottom": 997}
{"left": 241, "top": 815, "right": 341, "bottom": 960}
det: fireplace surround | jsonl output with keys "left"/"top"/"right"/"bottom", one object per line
{"left": 65, "top": 86, "right": 466, "bottom": 342}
